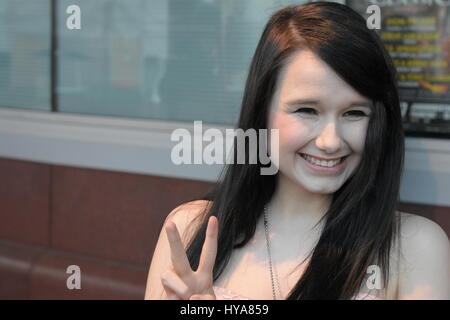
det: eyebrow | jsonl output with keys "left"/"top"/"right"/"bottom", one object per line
{"left": 286, "top": 99, "right": 373, "bottom": 108}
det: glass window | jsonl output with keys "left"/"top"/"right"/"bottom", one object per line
{"left": 57, "top": 0, "right": 309, "bottom": 125}
{"left": 0, "top": 0, "right": 51, "bottom": 110}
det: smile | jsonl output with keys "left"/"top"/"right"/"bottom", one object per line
{"left": 298, "top": 153, "right": 349, "bottom": 175}
{"left": 299, "top": 153, "right": 347, "bottom": 167}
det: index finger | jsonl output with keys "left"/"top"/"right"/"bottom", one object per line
{"left": 197, "top": 216, "right": 218, "bottom": 274}
{"left": 165, "top": 221, "right": 192, "bottom": 277}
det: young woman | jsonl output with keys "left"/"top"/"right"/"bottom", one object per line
{"left": 145, "top": 2, "right": 450, "bottom": 300}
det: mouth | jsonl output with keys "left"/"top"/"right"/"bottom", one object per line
{"left": 298, "top": 153, "right": 349, "bottom": 169}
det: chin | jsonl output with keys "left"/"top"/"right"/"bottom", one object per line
{"left": 305, "top": 183, "right": 341, "bottom": 195}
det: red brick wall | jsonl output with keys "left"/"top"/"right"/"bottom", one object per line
{"left": 0, "top": 157, "right": 213, "bottom": 299}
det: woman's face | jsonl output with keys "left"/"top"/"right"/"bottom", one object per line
{"left": 267, "top": 50, "right": 372, "bottom": 194}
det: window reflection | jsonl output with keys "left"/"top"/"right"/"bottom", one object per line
{"left": 0, "top": 0, "right": 50, "bottom": 110}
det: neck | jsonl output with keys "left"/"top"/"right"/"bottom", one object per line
{"left": 267, "top": 173, "right": 331, "bottom": 233}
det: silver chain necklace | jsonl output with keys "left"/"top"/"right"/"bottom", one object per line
{"left": 263, "top": 205, "right": 282, "bottom": 300}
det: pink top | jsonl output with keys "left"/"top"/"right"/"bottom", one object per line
{"left": 212, "top": 286, "right": 380, "bottom": 300}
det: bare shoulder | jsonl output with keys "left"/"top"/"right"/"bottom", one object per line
{"left": 166, "top": 200, "right": 212, "bottom": 245}
{"left": 397, "top": 211, "right": 449, "bottom": 248}
{"left": 167, "top": 199, "right": 212, "bottom": 223}
{"left": 396, "top": 211, "right": 450, "bottom": 299}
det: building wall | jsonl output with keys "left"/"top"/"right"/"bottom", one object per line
{"left": 0, "top": 157, "right": 213, "bottom": 299}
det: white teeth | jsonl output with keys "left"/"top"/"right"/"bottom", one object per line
{"left": 301, "top": 154, "right": 343, "bottom": 167}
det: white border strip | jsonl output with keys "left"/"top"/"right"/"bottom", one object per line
{"left": 0, "top": 108, "right": 227, "bottom": 182}
{"left": 0, "top": 107, "right": 450, "bottom": 206}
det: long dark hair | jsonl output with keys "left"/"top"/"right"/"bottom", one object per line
{"left": 183, "top": 1, "right": 404, "bottom": 299}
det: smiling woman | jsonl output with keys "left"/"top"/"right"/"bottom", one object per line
{"left": 145, "top": 1, "right": 450, "bottom": 300}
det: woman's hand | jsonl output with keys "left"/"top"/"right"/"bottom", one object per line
{"left": 161, "top": 215, "right": 218, "bottom": 300}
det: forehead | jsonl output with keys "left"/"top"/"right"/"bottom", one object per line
{"left": 275, "top": 50, "right": 369, "bottom": 103}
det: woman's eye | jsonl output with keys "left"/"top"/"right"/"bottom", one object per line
{"left": 345, "top": 110, "right": 368, "bottom": 118}
{"left": 294, "top": 108, "right": 369, "bottom": 119}
{"left": 295, "top": 108, "right": 317, "bottom": 115}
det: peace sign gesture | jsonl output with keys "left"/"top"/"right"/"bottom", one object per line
{"left": 161, "top": 215, "right": 218, "bottom": 300}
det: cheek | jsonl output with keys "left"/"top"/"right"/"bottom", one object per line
{"left": 342, "top": 122, "right": 369, "bottom": 153}
{"left": 279, "top": 128, "right": 308, "bottom": 153}
{"left": 272, "top": 114, "right": 309, "bottom": 152}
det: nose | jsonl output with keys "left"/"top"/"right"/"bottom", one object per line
{"left": 315, "top": 122, "right": 342, "bottom": 154}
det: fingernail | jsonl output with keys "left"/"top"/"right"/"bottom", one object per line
{"left": 207, "top": 217, "right": 216, "bottom": 235}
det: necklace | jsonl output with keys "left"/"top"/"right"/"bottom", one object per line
{"left": 263, "top": 205, "right": 282, "bottom": 300}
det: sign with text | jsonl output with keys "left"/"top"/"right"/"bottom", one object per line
{"left": 349, "top": 1, "right": 450, "bottom": 138}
